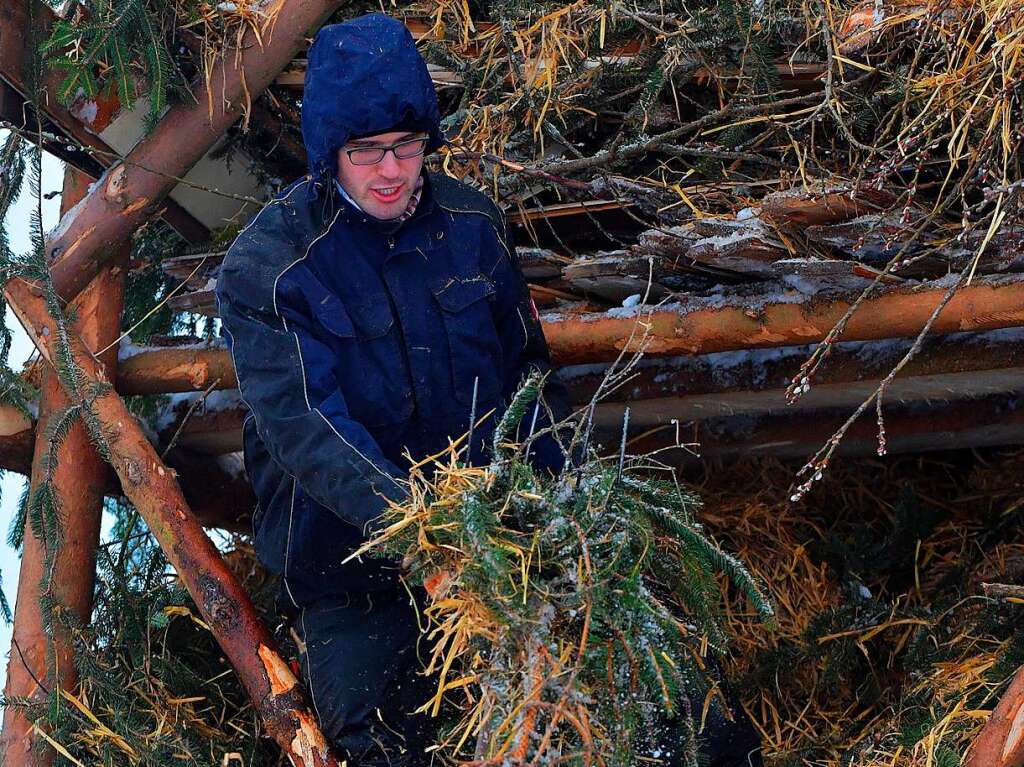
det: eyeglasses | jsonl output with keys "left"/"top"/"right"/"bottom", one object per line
{"left": 343, "top": 136, "right": 429, "bottom": 166}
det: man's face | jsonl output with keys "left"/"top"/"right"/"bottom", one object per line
{"left": 336, "top": 131, "right": 427, "bottom": 220}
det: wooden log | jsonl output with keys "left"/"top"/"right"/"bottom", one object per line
{"left": 2, "top": 280, "right": 341, "bottom": 765}
{"left": 620, "top": 391, "right": 1024, "bottom": 463}
{"left": 118, "top": 339, "right": 237, "bottom": 394}
{"left": 562, "top": 251, "right": 677, "bottom": 303}
{"left": 761, "top": 185, "right": 898, "bottom": 228}
{"left": 559, "top": 327, "right": 1024, "bottom": 405}
{"left": 541, "top": 274, "right": 1024, "bottom": 364}
{"left": 96, "top": 273, "right": 1024, "bottom": 395}
{"left": 0, "top": 404, "right": 255, "bottom": 530}
{"left": 42, "top": 0, "right": 346, "bottom": 303}
{"left": 0, "top": 168, "right": 124, "bottom": 767}
{"left": 143, "top": 378, "right": 1024, "bottom": 463}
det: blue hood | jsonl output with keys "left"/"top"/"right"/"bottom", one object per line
{"left": 301, "top": 14, "right": 444, "bottom": 187}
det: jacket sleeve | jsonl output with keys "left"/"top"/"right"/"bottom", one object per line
{"left": 483, "top": 210, "right": 575, "bottom": 475}
{"left": 216, "top": 199, "right": 409, "bottom": 534}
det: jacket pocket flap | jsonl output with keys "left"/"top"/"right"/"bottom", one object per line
{"left": 431, "top": 276, "right": 496, "bottom": 312}
{"left": 311, "top": 294, "right": 356, "bottom": 338}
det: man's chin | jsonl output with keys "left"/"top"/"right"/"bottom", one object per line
{"left": 362, "top": 193, "right": 412, "bottom": 220}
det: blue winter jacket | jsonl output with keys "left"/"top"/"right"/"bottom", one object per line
{"left": 215, "top": 15, "right": 570, "bottom": 607}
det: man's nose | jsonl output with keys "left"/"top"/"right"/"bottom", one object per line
{"left": 378, "top": 150, "right": 402, "bottom": 176}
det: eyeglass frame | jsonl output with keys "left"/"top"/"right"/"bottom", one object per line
{"left": 341, "top": 135, "right": 429, "bottom": 166}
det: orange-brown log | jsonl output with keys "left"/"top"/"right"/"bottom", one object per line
{"left": 107, "top": 275, "right": 1024, "bottom": 394}
{"left": 42, "top": 0, "right": 346, "bottom": 303}
{"left": 118, "top": 342, "right": 238, "bottom": 394}
{"left": 0, "top": 168, "right": 125, "bottom": 766}
{"left": 2, "top": 280, "right": 340, "bottom": 766}
{"left": 541, "top": 275, "right": 1024, "bottom": 365}
{"left": 966, "top": 665, "right": 1024, "bottom": 767}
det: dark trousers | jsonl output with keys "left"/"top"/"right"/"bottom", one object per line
{"left": 297, "top": 588, "right": 434, "bottom": 766}
{"left": 297, "top": 588, "right": 763, "bottom": 767}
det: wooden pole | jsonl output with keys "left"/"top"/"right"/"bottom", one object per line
{"left": 42, "top": 0, "right": 346, "bottom": 303}
{"left": 541, "top": 276, "right": 1024, "bottom": 364}
{"left": 0, "top": 167, "right": 125, "bottom": 766}
{"left": 1, "top": 277, "right": 341, "bottom": 766}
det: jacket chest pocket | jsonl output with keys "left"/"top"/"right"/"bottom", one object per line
{"left": 311, "top": 295, "right": 414, "bottom": 427}
{"left": 431, "top": 275, "right": 502, "bottom": 406}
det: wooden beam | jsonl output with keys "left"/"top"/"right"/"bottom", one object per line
{"left": 38, "top": 0, "right": 346, "bottom": 302}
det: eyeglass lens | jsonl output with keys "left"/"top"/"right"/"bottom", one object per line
{"left": 348, "top": 138, "right": 428, "bottom": 165}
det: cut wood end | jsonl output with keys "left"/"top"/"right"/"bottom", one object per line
{"left": 0, "top": 407, "right": 32, "bottom": 437}
{"left": 258, "top": 643, "right": 298, "bottom": 696}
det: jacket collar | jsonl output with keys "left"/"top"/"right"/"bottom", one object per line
{"left": 329, "top": 171, "right": 436, "bottom": 235}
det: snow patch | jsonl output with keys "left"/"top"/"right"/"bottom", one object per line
{"left": 118, "top": 336, "right": 227, "bottom": 362}
{"left": 621, "top": 293, "right": 642, "bottom": 308}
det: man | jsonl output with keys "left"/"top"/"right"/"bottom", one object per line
{"left": 215, "top": 14, "right": 570, "bottom": 766}
{"left": 217, "top": 13, "right": 762, "bottom": 767}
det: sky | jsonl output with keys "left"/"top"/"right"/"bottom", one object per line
{"left": 0, "top": 129, "right": 66, "bottom": 688}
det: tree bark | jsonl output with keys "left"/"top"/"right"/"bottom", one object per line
{"left": 966, "top": 666, "right": 1024, "bottom": 767}
{"left": 2, "top": 278, "right": 341, "bottom": 766}
{"left": 43, "top": 0, "right": 346, "bottom": 303}
{"left": 0, "top": 167, "right": 125, "bottom": 767}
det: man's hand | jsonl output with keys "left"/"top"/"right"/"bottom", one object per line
{"left": 401, "top": 551, "right": 453, "bottom": 599}
{"left": 422, "top": 567, "right": 454, "bottom": 599}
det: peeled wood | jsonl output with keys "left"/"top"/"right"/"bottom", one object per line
{"left": 42, "top": 0, "right": 346, "bottom": 303}
{"left": 118, "top": 341, "right": 238, "bottom": 394}
{"left": 967, "top": 668, "right": 1024, "bottom": 767}
{"left": 3, "top": 280, "right": 340, "bottom": 766}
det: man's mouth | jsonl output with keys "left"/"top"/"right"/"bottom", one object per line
{"left": 370, "top": 184, "right": 403, "bottom": 204}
